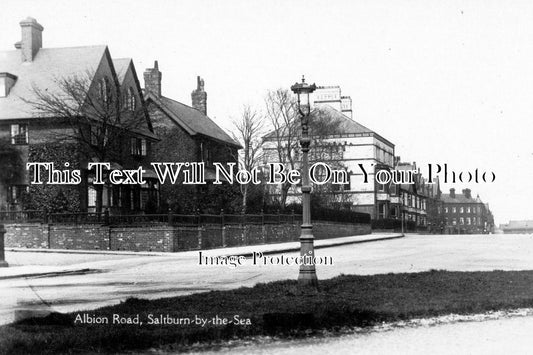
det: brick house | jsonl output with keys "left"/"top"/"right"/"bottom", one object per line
{"left": 441, "top": 188, "right": 494, "bottom": 234}
{"left": 0, "top": 17, "right": 159, "bottom": 213}
{"left": 143, "top": 62, "right": 241, "bottom": 212}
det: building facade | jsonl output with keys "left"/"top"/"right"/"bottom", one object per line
{"left": 0, "top": 18, "right": 159, "bottom": 213}
{"left": 143, "top": 62, "right": 241, "bottom": 213}
{"left": 440, "top": 188, "right": 493, "bottom": 234}
{"left": 383, "top": 161, "right": 428, "bottom": 230}
{"left": 262, "top": 104, "right": 395, "bottom": 220}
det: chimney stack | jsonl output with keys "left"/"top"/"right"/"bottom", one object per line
{"left": 464, "top": 188, "right": 471, "bottom": 199}
{"left": 15, "top": 17, "right": 43, "bottom": 62}
{"left": 143, "top": 61, "right": 162, "bottom": 97}
{"left": 450, "top": 188, "right": 456, "bottom": 198}
{"left": 191, "top": 76, "right": 207, "bottom": 115}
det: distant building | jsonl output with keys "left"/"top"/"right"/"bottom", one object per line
{"left": 425, "top": 177, "right": 444, "bottom": 233}
{"left": 312, "top": 86, "right": 353, "bottom": 119}
{"left": 500, "top": 220, "right": 533, "bottom": 234}
{"left": 440, "top": 188, "right": 493, "bottom": 234}
{"left": 387, "top": 161, "right": 428, "bottom": 230}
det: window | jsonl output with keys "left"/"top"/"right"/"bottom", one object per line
{"left": 131, "top": 137, "right": 147, "bottom": 156}
{"left": 378, "top": 183, "right": 386, "bottom": 192}
{"left": 9, "top": 185, "right": 27, "bottom": 204}
{"left": 460, "top": 217, "right": 464, "bottom": 225}
{"left": 378, "top": 204, "right": 386, "bottom": 218}
{"left": 452, "top": 207, "right": 457, "bottom": 213}
{"left": 444, "top": 207, "right": 448, "bottom": 213}
{"left": 99, "top": 77, "right": 111, "bottom": 103}
{"left": 11, "top": 123, "right": 28, "bottom": 144}
{"left": 130, "top": 189, "right": 135, "bottom": 210}
{"left": 88, "top": 186, "right": 97, "bottom": 208}
{"left": 466, "top": 217, "right": 471, "bottom": 225}
{"left": 460, "top": 207, "right": 464, "bottom": 213}
{"left": 126, "top": 87, "right": 136, "bottom": 111}
{"left": 466, "top": 207, "right": 471, "bottom": 213}
{"left": 452, "top": 218, "right": 457, "bottom": 226}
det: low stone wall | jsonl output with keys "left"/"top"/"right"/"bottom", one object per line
{"left": 4, "top": 221, "right": 370, "bottom": 252}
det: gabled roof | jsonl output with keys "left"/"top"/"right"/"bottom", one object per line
{"left": 0, "top": 45, "right": 108, "bottom": 120}
{"left": 112, "top": 58, "right": 132, "bottom": 84}
{"left": 145, "top": 92, "right": 241, "bottom": 148}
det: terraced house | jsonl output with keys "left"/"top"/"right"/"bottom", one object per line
{"left": 441, "top": 188, "right": 494, "bottom": 234}
{"left": 0, "top": 17, "right": 159, "bottom": 213}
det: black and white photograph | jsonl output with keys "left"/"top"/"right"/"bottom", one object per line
{"left": 0, "top": 0, "right": 532, "bottom": 354}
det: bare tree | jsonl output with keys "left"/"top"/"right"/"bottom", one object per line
{"left": 231, "top": 105, "right": 265, "bottom": 213}
{"left": 263, "top": 89, "right": 300, "bottom": 208}
{"left": 263, "top": 90, "right": 350, "bottom": 209}
{"left": 24, "top": 71, "right": 149, "bottom": 213}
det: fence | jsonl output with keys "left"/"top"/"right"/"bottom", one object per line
{"left": 0, "top": 210, "right": 302, "bottom": 226}
{"left": 0, "top": 208, "right": 370, "bottom": 226}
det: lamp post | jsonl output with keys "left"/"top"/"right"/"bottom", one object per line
{"left": 400, "top": 190, "right": 405, "bottom": 236}
{"left": 291, "top": 76, "right": 317, "bottom": 288}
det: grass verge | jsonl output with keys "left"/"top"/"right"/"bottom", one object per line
{"left": 3, "top": 269, "right": 533, "bottom": 354}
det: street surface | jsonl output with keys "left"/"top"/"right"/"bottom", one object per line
{"left": 2, "top": 233, "right": 533, "bottom": 326}
{"left": 196, "top": 314, "right": 533, "bottom": 355}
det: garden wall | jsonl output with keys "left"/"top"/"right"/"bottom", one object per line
{"left": 4, "top": 221, "right": 370, "bottom": 252}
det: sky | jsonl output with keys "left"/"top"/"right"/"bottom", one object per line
{"left": 1, "top": 0, "right": 532, "bottom": 225}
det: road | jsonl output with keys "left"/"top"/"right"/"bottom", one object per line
{"left": 2, "top": 233, "right": 533, "bottom": 325}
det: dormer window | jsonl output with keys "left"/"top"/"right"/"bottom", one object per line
{"left": 0, "top": 73, "right": 17, "bottom": 97}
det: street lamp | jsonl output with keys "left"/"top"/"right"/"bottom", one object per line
{"left": 291, "top": 75, "right": 317, "bottom": 288}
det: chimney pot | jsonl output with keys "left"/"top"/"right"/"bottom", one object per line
{"left": 450, "top": 188, "right": 456, "bottom": 198}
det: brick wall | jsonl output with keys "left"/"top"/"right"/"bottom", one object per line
{"left": 50, "top": 224, "right": 109, "bottom": 250}
{"left": 4, "top": 221, "right": 370, "bottom": 252}
{"left": 5, "top": 223, "right": 48, "bottom": 248}
{"left": 111, "top": 226, "right": 173, "bottom": 252}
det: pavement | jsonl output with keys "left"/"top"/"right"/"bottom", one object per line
{"left": 0, "top": 232, "right": 402, "bottom": 280}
